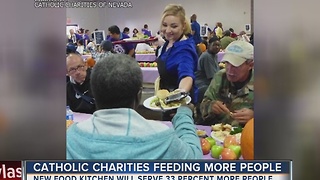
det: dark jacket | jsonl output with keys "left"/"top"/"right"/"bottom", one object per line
{"left": 66, "top": 69, "right": 96, "bottom": 114}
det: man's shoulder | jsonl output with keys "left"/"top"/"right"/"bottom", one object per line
{"left": 199, "top": 51, "right": 211, "bottom": 59}
{"left": 209, "top": 69, "right": 226, "bottom": 86}
{"left": 215, "top": 69, "right": 226, "bottom": 77}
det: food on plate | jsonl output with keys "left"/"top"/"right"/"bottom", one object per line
{"left": 241, "top": 118, "right": 254, "bottom": 160}
{"left": 212, "top": 130, "right": 241, "bottom": 144}
{"left": 211, "top": 123, "right": 232, "bottom": 131}
{"left": 150, "top": 89, "right": 187, "bottom": 109}
{"left": 156, "top": 89, "right": 170, "bottom": 100}
{"left": 196, "top": 130, "right": 207, "bottom": 138}
{"left": 211, "top": 123, "right": 241, "bottom": 143}
{"left": 230, "top": 126, "right": 243, "bottom": 135}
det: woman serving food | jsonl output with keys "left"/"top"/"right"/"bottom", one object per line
{"left": 156, "top": 4, "right": 198, "bottom": 120}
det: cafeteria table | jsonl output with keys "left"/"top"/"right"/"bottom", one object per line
{"left": 135, "top": 53, "right": 156, "bottom": 62}
{"left": 81, "top": 54, "right": 91, "bottom": 60}
{"left": 141, "top": 67, "right": 159, "bottom": 84}
{"left": 72, "top": 112, "right": 217, "bottom": 159}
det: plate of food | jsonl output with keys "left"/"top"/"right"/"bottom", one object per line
{"left": 143, "top": 89, "right": 191, "bottom": 111}
{"left": 210, "top": 123, "right": 242, "bottom": 144}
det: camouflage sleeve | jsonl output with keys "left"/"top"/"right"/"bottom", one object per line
{"left": 200, "top": 70, "right": 224, "bottom": 123}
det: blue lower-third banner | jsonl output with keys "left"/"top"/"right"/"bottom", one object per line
{"left": 23, "top": 161, "right": 292, "bottom": 180}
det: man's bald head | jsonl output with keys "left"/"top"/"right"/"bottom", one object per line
{"left": 66, "top": 53, "right": 87, "bottom": 84}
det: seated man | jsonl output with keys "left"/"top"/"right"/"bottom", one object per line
{"left": 67, "top": 54, "right": 202, "bottom": 159}
{"left": 195, "top": 37, "right": 221, "bottom": 123}
{"left": 220, "top": 30, "right": 235, "bottom": 50}
{"left": 91, "top": 40, "right": 114, "bottom": 62}
{"left": 66, "top": 53, "right": 96, "bottom": 114}
{"left": 200, "top": 41, "right": 254, "bottom": 126}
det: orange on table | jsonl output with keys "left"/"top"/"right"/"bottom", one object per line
{"left": 86, "top": 57, "right": 95, "bottom": 68}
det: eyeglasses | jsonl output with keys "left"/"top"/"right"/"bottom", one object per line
{"left": 68, "top": 65, "right": 86, "bottom": 74}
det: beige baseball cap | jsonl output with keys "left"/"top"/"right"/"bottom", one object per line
{"left": 221, "top": 41, "right": 254, "bottom": 67}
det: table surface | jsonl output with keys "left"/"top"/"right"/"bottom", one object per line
{"left": 140, "top": 67, "right": 159, "bottom": 84}
{"left": 135, "top": 53, "right": 156, "bottom": 62}
{"left": 72, "top": 112, "right": 217, "bottom": 160}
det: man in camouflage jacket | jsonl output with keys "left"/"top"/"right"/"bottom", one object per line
{"left": 199, "top": 41, "right": 254, "bottom": 126}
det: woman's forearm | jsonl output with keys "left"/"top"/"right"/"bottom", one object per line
{"left": 179, "top": 76, "right": 193, "bottom": 92}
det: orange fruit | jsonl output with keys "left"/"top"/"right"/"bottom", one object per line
{"left": 86, "top": 57, "right": 96, "bottom": 68}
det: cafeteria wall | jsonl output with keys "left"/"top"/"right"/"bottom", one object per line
{"left": 66, "top": 0, "right": 252, "bottom": 36}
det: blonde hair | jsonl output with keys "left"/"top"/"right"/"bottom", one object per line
{"left": 160, "top": 4, "right": 191, "bottom": 35}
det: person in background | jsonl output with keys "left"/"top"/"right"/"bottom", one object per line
{"left": 66, "top": 54, "right": 202, "bottom": 159}
{"left": 66, "top": 53, "right": 96, "bottom": 114}
{"left": 66, "top": 43, "right": 77, "bottom": 55}
{"left": 229, "top": 28, "right": 238, "bottom": 39}
{"left": 204, "top": 23, "right": 212, "bottom": 38}
{"left": 93, "top": 40, "right": 114, "bottom": 62}
{"left": 91, "top": 28, "right": 98, "bottom": 39}
{"left": 190, "top": 14, "right": 202, "bottom": 45}
{"left": 86, "top": 41, "right": 96, "bottom": 52}
{"left": 220, "top": 30, "right": 236, "bottom": 50}
{"left": 76, "top": 39, "right": 85, "bottom": 54}
{"left": 69, "top": 29, "right": 77, "bottom": 45}
{"left": 249, "top": 32, "right": 254, "bottom": 45}
{"left": 123, "top": 27, "right": 130, "bottom": 35}
{"left": 141, "top": 24, "right": 152, "bottom": 37}
{"left": 215, "top": 22, "right": 223, "bottom": 39}
{"left": 132, "top": 28, "right": 139, "bottom": 37}
{"left": 107, "top": 25, "right": 135, "bottom": 57}
{"left": 83, "top": 30, "right": 91, "bottom": 47}
{"left": 76, "top": 28, "right": 84, "bottom": 42}
{"left": 238, "top": 31, "right": 250, "bottom": 43}
{"left": 156, "top": 4, "right": 198, "bottom": 120}
{"left": 200, "top": 41, "right": 254, "bottom": 126}
{"left": 195, "top": 37, "right": 221, "bottom": 107}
